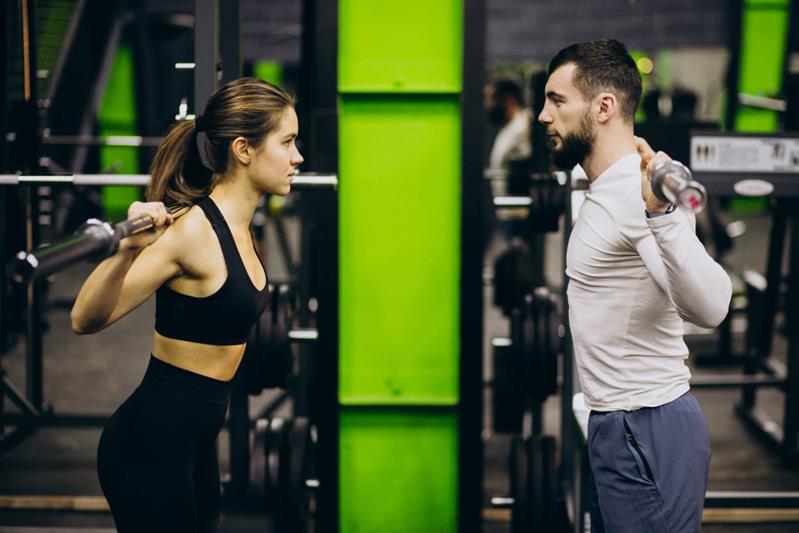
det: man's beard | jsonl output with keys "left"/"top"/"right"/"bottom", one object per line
{"left": 550, "top": 113, "right": 595, "bottom": 169}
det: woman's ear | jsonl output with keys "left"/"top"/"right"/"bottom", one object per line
{"left": 230, "top": 137, "right": 251, "bottom": 166}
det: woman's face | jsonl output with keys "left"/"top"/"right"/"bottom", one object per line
{"left": 249, "top": 107, "right": 304, "bottom": 195}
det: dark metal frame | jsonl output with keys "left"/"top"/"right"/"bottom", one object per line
{"left": 0, "top": 0, "right": 44, "bottom": 455}
{"left": 193, "top": 0, "right": 218, "bottom": 115}
{"left": 688, "top": 131, "right": 799, "bottom": 466}
{"left": 460, "top": 0, "right": 486, "bottom": 531}
{"left": 299, "top": 0, "right": 339, "bottom": 531}
{"left": 734, "top": 200, "right": 799, "bottom": 465}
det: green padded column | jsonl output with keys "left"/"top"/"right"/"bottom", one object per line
{"left": 338, "top": 96, "right": 461, "bottom": 405}
{"left": 338, "top": 0, "right": 462, "bottom": 93}
{"left": 338, "top": 0, "right": 463, "bottom": 531}
{"left": 735, "top": 0, "right": 791, "bottom": 132}
{"left": 339, "top": 410, "right": 458, "bottom": 532}
{"left": 97, "top": 42, "right": 139, "bottom": 221}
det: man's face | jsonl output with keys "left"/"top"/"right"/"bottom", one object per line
{"left": 538, "top": 63, "right": 595, "bottom": 169}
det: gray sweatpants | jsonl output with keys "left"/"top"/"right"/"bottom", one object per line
{"left": 587, "top": 392, "right": 711, "bottom": 533}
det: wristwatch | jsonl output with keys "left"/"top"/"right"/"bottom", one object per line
{"left": 646, "top": 203, "right": 675, "bottom": 218}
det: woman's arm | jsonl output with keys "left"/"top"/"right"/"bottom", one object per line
{"left": 71, "top": 201, "right": 182, "bottom": 334}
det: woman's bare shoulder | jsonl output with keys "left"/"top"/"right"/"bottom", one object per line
{"left": 159, "top": 204, "right": 220, "bottom": 275}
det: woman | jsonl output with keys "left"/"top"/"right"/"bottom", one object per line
{"left": 71, "top": 78, "right": 303, "bottom": 532}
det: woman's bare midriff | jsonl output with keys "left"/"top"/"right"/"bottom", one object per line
{"left": 152, "top": 331, "right": 245, "bottom": 382}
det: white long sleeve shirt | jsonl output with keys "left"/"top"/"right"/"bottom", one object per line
{"left": 489, "top": 109, "right": 532, "bottom": 169}
{"left": 567, "top": 153, "right": 732, "bottom": 411}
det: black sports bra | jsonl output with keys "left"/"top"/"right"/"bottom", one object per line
{"left": 154, "top": 197, "right": 270, "bottom": 345}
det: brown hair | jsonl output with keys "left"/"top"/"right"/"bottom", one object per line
{"left": 146, "top": 77, "right": 294, "bottom": 205}
{"left": 548, "top": 39, "right": 642, "bottom": 123}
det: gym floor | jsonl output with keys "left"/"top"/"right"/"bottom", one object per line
{"left": 2, "top": 211, "right": 799, "bottom": 532}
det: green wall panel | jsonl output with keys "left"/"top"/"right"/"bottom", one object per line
{"left": 97, "top": 43, "right": 140, "bottom": 221}
{"left": 735, "top": 0, "right": 790, "bottom": 132}
{"left": 338, "top": 0, "right": 462, "bottom": 93}
{"left": 338, "top": 96, "right": 461, "bottom": 405}
{"left": 253, "top": 60, "right": 283, "bottom": 87}
{"left": 339, "top": 409, "right": 458, "bottom": 533}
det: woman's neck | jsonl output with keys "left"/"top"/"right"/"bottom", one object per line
{"left": 208, "top": 177, "right": 260, "bottom": 229}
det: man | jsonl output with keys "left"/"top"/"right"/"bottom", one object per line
{"left": 538, "top": 39, "right": 732, "bottom": 532}
{"left": 486, "top": 78, "right": 532, "bottom": 170}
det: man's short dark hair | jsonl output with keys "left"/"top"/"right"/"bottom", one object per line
{"left": 492, "top": 79, "right": 525, "bottom": 106}
{"left": 548, "top": 39, "right": 642, "bottom": 123}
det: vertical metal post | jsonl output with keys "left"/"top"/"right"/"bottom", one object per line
{"left": 300, "top": 0, "right": 339, "bottom": 529}
{"left": 758, "top": 203, "right": 786, "bottom": 363}
{"left": 560, "top": 176, "right": 574, "bottom": 486}
{"left": 218, "top": 0, "right": 240, "bottom": 84}
{"left": 461, "top": 0, "right": 486, "bottom": 531}
{"left": 193, "top": 0, "right": 218, "bottom": 114}
{"left": 724, "top": 0, "right": 744, "bottom": 129}
{"left": 216, "top": 0, "right": 250, "bottom": 508}
{"left": 18, "top": 0, "right": 44, "bottom": 412}
{"left": 25, "top": 185, "right": 43, "bottom": 411}
{"left": 783, "top": 212, "right": 799, "bottom": 460}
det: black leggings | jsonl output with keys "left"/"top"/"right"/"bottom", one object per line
{"left": 97, "top": 355, "right": 229, "bottom": 533}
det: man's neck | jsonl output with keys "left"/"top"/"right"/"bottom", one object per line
{"left": 581, "top": 128, "right": 638, "bottom": 183}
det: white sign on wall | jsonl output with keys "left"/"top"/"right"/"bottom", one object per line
{"left": 691, "top": 136, "right": 799, "bottom": 173}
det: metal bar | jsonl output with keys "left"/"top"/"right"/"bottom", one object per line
{"left": 42, "top": 135, "right": 162, "bottom": 147}
{"left": 292, "top": 173, "right": 338, "bottom": 188}
{"left": 299, "top": 0, "right": 339, "bottom": 528}
{"left": 289, "top": 328, "right": 319, "bottom": 342}
{"left": 12, "top": 226, "right": 114, "bottom": 285}
{"left": 705, "top": 490, "right": 799, "bottom": 508}
{"left": 194, "top": 0, "right": 218, "bottom": 114}
{"left": 24, "top": 187, "right": 43, "bottom": 411}
{"left": 0, "top": 413, "right": 107, "bottom": 427}
{"left": 0, "top": 495, "right": 109, "bottom": 511}
{"left": 562, "top": 171, "right": 577, "bottom": 498}
{"left": 760, "top": 202, "right": 786, "bottom": 361}
{"left": 224, "top": 0, "right": 247, "bottom": 496}
{"left": 494, "top": 196, "right": 532, "bottom": 207}
{"left": 0, "top": 173, "right": 338, "bottom": 188}
{"left": 1, "top": 375, "right": 40, "bottom": 417}
{"left": 0, "top": 423, "right": 38, "bottom": 455}
{"left": 44, "top": 0, "right": 87, "bottom": 103}
{"left": 254, "top": 389, "right": 290, "bottom": 420}
{"left": 218, "top": 0, "right": 241, "bottom": 84}
{"left": 70, "top": 11, "right": 128, "bottom": 173}
{"left": 273, "top": 216, "right": 297, "bottom": 275}
{"left": 784, "top": 213, "right": 799, "bottom": 454}
{"left": 489, "top": 497, "right": 514, "bottom": 508}
{"left": 738, "top": 93, "right": 788, "bottom": 112}
{"left": 690, "top": 374, "right": 786, "bottom": 389}
{"left": 736, "top": 405, "right": 784, "bottom": 450}
{"left": 461, "top": 1, "right": 487, "bottom": 531}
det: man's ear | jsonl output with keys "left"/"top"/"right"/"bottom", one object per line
{"left": 230, "top": 136, "right": 251, "bottom": 165}
{"left": 595, "top": 92, "right": 618, "bottom": 124}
